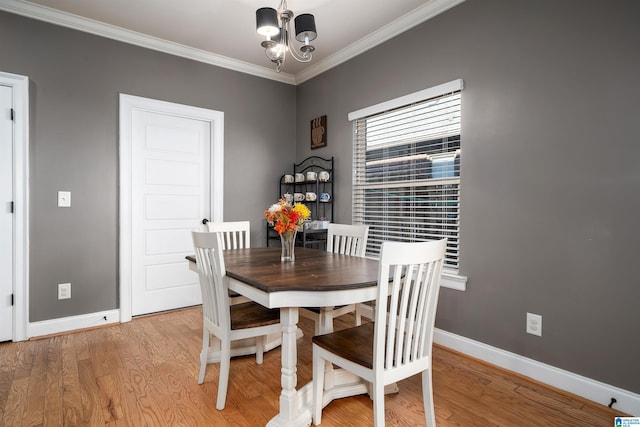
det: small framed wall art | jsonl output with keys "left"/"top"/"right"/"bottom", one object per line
{"left": 310, "top": 115, "right": 327, "bottom": 149}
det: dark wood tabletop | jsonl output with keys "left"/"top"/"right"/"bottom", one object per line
{"left": 188, "top": 247, "right": 379, "bottom": 293}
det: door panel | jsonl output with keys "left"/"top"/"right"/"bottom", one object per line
{"left": 131, "top": 109, "right": 211, "bottom": 316}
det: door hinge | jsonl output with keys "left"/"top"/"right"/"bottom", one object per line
{"left": 10, "top": 108, "right": 14, "bottom": 121}
{"left": 11, "top": 294, "right": 14, "bottom": 306}
{"left": 10, "top": 201, "right": 14, "bottom": 213}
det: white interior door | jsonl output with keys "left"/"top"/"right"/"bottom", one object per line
{"left": 120, "top": 95, "right": 224, "bottom": 318}
{"left": 0, "top": 84, "right": 13, "bottom": 341}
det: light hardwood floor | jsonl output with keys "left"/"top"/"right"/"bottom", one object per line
{"left": 0, "top": 306, "right": 623, "bottom": 426}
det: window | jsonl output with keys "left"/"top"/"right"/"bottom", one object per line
{"left": 350, "top": 80, "right": 466, "bottom": 286}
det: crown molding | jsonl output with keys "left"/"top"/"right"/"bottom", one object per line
{"left": 295, "top": 0, "right": 467, "bottom": 84}
{"left": 1, "top": 0, "right": 465, "bottom": 86}
{"left": 0, "top": 0, "right": 296, "bottom": 85}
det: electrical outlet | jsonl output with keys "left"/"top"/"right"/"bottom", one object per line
{"left": 526, "top": 312, "right": 542, "bottom": 336}
{"left": 58, "top": 283, "right": 71, "bottom": 300}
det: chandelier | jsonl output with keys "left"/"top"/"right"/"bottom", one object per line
{"left": 256, "top": 1, "right": 317, "bottom": 72}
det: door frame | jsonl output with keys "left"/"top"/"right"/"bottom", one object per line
{"left": 119, "top": 94, "right": 224, "bottom": 322}
{"left": 0, "top": 71, "right": 29, "bottom": 342}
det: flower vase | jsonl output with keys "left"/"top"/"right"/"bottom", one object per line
{"left": 280, "top": 230, "right": 297, "bottom": 262}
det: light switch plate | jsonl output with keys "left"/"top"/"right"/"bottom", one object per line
{"left": 57, "top": 191, "right": 71, "bottom": 207}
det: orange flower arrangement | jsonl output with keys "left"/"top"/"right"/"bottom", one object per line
{"left": 264, "top": 199, "right": 311, "bottom": 235}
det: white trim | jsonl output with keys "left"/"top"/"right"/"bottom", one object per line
{"left": 0, "top": 71, "right": 29, "bottom": 342}
{"left": 295, "top": 0, "right": 467, "bottom": 84}
{"left": 28, "top": 309, "right": 120, "bottom": 338}
{"left": 0, "top": 0, "right": 465, "bottom": 86}
{"left": 434, "top": 328, "right": 640, "bottom": 416}
{"left": 118, "top": 94, "right": 224, "bottom": 322}
{"left": 348, "top": 79, "right": 464, "bottom": 121}
{"left": 441, "top": 271, "right": 467, "bottom": 291}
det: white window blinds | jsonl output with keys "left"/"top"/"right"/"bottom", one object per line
{"left": 351, "top": 81, "right": 462, "bottom": 270}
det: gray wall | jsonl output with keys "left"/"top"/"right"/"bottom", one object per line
{"left": 295, "top": 0, "right": 640, "bottom": 393}
{"left": 0, "top": 11, "right": 296, "bottom": 322}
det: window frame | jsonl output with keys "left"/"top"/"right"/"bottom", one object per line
{"left": 349, "top": 80, "right": 467, "bottom": 291}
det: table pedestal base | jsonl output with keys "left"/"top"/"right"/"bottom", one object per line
{"left": 266, "top": 369, "right": 399, "bottom": 427}
{"left": 268, "top": 307, "right": 398, "bottom": 427}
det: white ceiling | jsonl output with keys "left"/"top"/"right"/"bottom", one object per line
{"left": 0, "top": 0, "right": 464, "bottom": 84}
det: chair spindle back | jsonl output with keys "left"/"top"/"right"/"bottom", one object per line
{"left": 192, "top": 231, "right": 231, "bottom": 333}
{"left": 374, "top": 239, "right": 447, "bottom": 372}
{"left": 206, "top": 221, "right": 251, "bottom": 250}
{"left": 327, "top": 223, "right": 369, "bottom": 257}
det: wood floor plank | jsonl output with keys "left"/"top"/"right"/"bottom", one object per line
{"left": 74, "top": 331, "right": 91, "bottom": 362}
{"left": 11, "top": 341, "right": 33, "bottom": 381}
{"left": 514, "top": 383, "right": 614, "bottom": 426}
{"left": 321, "top": 395, "right": 374, "bottom": 426}
{"left": 103, "top": 342, "right": 147, "bottom": 427}
{"left": 95, "top": 374, "right": 124, "bottom": 423}
{"left": 20, "top": 339, "right": 47, "bottom": 427}
{"left": 0, "top": 340, "right": 19, "bottom": 374}
{"left": 77, "top": 359, "right": 107, "bottom": 426}
{"left": 0, "top": 371, "right": 12, "bottom": 420}
{"left": 42, "top": 336, "right": 64, "bottom": 427}
{"left": 87, "top": 328, "right": 115, "bottom": 379}
{"left": 2, "top": 375, "right": 29, "bottom": 426}
{"left": 0, "top": 307, "right": 627, "bottom": 426}
{"left": 115, "top": 341, "right": 166, "bottom": 426}
{"left": 179, "top": 371, "right": 231, "bottom": 425}
{"left": 60, "top": 334, "right": 86, "bottom": 426}
{"left": 150, "top": 319, "right": 200, "bottom": 374}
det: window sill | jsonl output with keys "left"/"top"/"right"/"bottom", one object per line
{"left": 442, "top": 270, "right": 467, "bottom": 291}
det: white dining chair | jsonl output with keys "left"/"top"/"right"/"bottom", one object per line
{"left": 312, "top": 239, "right": 447, "bottom": 427}
{"left": 192, "top": 231, "right": 282, "bottom": 410}
{"left": 299, "top": 223, "right": 370, "bottom": 335}
{"left": 206, "top": 221, "right": 251, "bottom": 305}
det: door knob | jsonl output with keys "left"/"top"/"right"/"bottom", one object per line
{"left": 202, "top": 218, "right": 210, "bottom": 225}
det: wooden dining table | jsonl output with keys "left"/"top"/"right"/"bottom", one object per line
{"left": 189, "top": 247, "right": 381, "bottom": 427}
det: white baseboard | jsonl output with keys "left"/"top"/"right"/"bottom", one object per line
{"left": 434, "top": 328, "right": 640, "bottom": 417}
{"left": 28, "top": 309, "right": 120, "bottom": 338}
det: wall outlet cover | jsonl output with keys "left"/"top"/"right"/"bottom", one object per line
{"left": 58, "top": 283, "right": 71, "bottom": 300}
{"left": 526, "top": 312, "right": 542, "bottom": 336}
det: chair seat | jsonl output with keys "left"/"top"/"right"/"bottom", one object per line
{"left": 312, "top": 322, "right": 374, "bottom": 369}
{"left": 231, "top": 302, "right": 280, "bottom": 330}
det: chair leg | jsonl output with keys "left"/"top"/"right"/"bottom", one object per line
{"left": 198, "top": 329, "right": 209, "bottom": 384}
{"left": 355, "top": 303, "right": 362, "bottom": 326}
{"left": 317, "top": 307, "right": 335, "bottom": 335}
{"left": 312, "top": 348, "right": 325, "bottom": 425}
{"left": 216, "top": 340, "right": 231, "bottom": 410}
{"left": 422, "top": 369, "right": 436, "bottom": 426}
{"left": 255, "top": 335, "right": 265, "bottom": 364}
{"left": 372, "top": 382, "right": 385, "bottom": 427}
